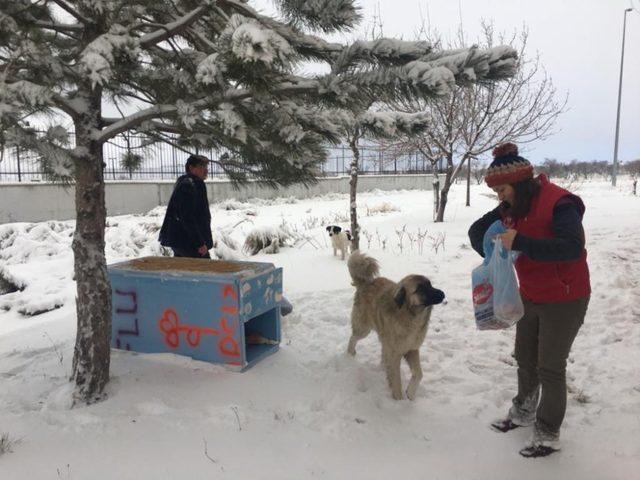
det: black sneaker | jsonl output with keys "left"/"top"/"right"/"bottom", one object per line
{"left": 490, "top": 418, "right": 523, "bottom": 433}
{"left": 519, "top": 444, "right": 559, "bottom": 458}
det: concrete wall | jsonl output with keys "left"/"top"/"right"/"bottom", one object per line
{"left": 0, "top": 175, "right": 433, "bottom": 224}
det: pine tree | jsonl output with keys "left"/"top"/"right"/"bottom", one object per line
{"left": 0, "top": 0, "right": 517, "bottom": 403}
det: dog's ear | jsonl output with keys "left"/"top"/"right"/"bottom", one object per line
{"left": 394, "top": 286, "right": 406, "bottom": 308}
{"left": 326, "top": 226, "right": 331, "bottom": 232}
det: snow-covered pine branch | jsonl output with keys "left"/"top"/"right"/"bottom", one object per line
{"left": 224, "top": 15, "right": 294, "bottom": 67}
{"left": 80, "top": 25, "right": 140, "bottom": 89}
{"left": 221, "top": 0, "right": 346, "bottom": 61}
{"left": 3, "top": 125, "right": 75, "bottom": 179}
{"left": 332, "top": 38, "right": 433, "bottom": 73}
{"left": 358, "top": 111, "right": 430, "bottom": 138}
{"left": 275, "top": 0, "right": 362, "bottom": 33}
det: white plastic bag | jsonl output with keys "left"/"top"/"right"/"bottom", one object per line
{"left": 472, "top": 222, "right": 524, "bottom": 330}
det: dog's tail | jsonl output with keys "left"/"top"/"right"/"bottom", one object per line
{"left": 348, "top": 251, "right": 379, "bottom": 286}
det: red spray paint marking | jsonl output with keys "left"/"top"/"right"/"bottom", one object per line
{"left": 158, "top": 308, "right": 220, "bottom": 349}
{"left": 219, "top": 317, "right": 240, "bottom": 357}
{"left": 221, "top": 305, "right": 238, "bottom": 315}
{"left": 223, "top": 284, "right": 238, "bottom": 301}
{"left": 219, "top": 284, "right": 241, "bottom": 359}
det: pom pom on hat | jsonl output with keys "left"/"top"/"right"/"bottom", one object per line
{"left": 492, "top": 142, "right": 518, "bottom": 159}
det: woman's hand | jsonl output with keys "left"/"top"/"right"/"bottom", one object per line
{"left": 498, "top": 229, "right": 518, "bottom": 250}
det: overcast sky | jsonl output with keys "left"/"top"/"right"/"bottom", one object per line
{"left": 254, "top": 0, "right": 640, "bottom": 164}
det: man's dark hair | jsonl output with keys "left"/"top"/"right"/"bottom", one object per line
{"left": 185, "top": 154, "right": 209, "bottom": 173}
{"left": 500, "top": 177, "right": 541, "bottom": 219}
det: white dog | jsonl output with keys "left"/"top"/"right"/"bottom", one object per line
{"left": 326, "top": 225, "right": 352, "bottom": 260}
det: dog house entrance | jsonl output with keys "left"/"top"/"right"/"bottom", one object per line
{"left": 244, "top": 307, "right": 280, "bottom": 365}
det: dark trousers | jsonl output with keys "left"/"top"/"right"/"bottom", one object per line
{"left": 512, "top": 295, "right": 589, "bottom": 434}
{"left": 171, "top": 247, "right": 210, "bottom": 259}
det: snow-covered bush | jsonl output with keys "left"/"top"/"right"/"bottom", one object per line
{"left": 243, "top": 224, "right": 293, "bottom": 255}
{"left": 0, "top": 265, "right": 24, "bottom": 294}
{"left": 219, "top": 199, "right": 249, "bottom": 211}
{"left": 365, "top": 202, "right": 400, "bottom": 215}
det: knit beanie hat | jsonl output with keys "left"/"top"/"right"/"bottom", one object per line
{"left": 484, "top": 143, "right": 534, "bottom": 188}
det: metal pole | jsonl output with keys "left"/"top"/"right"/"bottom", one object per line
{"left": 612, "top": 8, "right": 632, "bottom": 187}
{"left": 172, "top": 141, "right": 177, "bottom": 177}
{"left": 16, "top": 145, "right": 22, "bottom": 182}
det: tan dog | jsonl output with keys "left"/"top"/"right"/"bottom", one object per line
{"left": 347, "top": 251, "right": 445, "bottom": 400}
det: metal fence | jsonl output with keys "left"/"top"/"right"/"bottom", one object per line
{"left": 0, "top": 132, "right": 442, "bottom": 183}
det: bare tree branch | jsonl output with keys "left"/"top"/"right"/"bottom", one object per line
{"left": 139, "top": 7, "right": 208, "bottom": 49}
{"left": 50, "top": 0, "right": 90, "bottom": 24}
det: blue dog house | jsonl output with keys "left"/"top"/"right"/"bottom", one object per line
{"left": 108, "top": 257, "right": 282, "bottom": 371}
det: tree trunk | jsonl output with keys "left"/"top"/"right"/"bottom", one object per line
{"left": 466, "top": 156, "right": 471, "bottom": 207}
{"left": 71, "top": 87, "right": 112, "bottom": 404}
{"left": 435, "top": 159, "right": 454, "bottom": 223}
{"left": 348, "top": 135, "right": 360, "bottom": 251}
{"left": 431, "top": 163, "right": 440, "bottom": 221}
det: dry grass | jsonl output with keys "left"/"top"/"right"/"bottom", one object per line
{"left": 0, "top": 433, "right": 20, "bottom": 456}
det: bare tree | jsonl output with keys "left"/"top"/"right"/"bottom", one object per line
{"left": 388, "top": 23, "right": 566, "bottom": 222}
{"left": 471, "top": 159, "right": 487, "bottom": 185}
{"left": 622, "top": 159, "right": 639, "bottom": 195}
{"left": 625, "top": 159, "right": 640, "bottom": 177}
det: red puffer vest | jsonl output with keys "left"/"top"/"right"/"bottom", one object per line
{"left": 508, "top": 174, "right": 591, "bottom": 303}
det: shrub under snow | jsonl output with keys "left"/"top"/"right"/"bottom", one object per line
{"left": 243, "top": 224, "right": 293, "bottom": 256}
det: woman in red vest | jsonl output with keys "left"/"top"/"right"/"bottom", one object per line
{"left": 468, "top": 143, "right": 590, "bottom": 458}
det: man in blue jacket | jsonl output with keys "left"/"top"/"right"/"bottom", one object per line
{"left": 159, "top": 155, "right": 213, "bottom": 258}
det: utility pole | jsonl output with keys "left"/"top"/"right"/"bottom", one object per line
{"left": 612, "top": 8, "right": 634, "bottom": 187}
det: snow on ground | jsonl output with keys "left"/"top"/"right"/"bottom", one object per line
{"left": 0, "top": 178, "right": 639, "bottom": 479}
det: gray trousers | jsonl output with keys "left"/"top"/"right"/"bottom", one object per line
{"left": 510, "top": 296, "right": 589, "bottom": 435}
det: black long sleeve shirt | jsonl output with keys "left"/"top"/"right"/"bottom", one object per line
{"left": 468, "top": 198, "right": 585, "bottom": 262}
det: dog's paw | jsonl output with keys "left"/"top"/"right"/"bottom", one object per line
{"left": 391, "top": 390, "right": 404, "bottom": 401}
{"left": 406, "top": 386, "right": 418, "bottom": 401}
{"left": 406, "top": 380, "right": 420, "bottom": 400}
